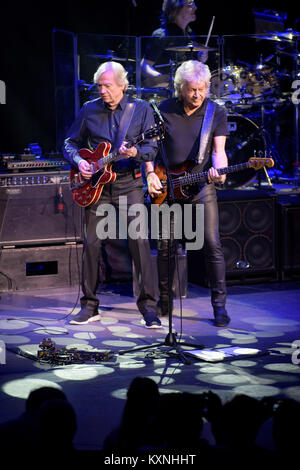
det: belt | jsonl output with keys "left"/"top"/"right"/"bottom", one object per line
{"left": 115, "top": 168, "right": 142, "bottom": 178}
{"left": 115, "top": 170, "right": 133, "bottom": 177}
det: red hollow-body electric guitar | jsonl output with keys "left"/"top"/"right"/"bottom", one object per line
{"left": 70, "top": 125, "right": 163, "bottom": 207}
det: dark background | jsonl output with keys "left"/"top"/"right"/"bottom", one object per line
{"left": 0, "top": 0, "right": 298, "bottom": 154}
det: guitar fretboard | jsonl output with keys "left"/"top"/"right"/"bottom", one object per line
{"left": 174, "top": 162, "right": 252, "bottom": 187}
{"left": 97, "top": 133, "right": 146, "bottom": 168}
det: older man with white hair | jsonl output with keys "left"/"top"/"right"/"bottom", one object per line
{"left": 63, "top": 61, "right": 162, "bottom": 328}
{"left": 148, "top": 60, "right": 230, "bottom": 328}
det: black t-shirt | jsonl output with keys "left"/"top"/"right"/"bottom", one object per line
{"left": 158, "top": 97, "right": 228, "bottom": 169}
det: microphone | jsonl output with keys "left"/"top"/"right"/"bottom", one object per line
{"left": 149, "top": 99, "right": 164, "bottom": 122}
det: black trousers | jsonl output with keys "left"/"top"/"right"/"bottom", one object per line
{"left": 157, "top": 183, "right": 227, "bottom": 311}
{"left": 81, "top": 173, "right": 157, "bottom": 316}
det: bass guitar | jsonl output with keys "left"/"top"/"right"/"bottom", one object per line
{"left": 70, "top": 125, "right": 163, "bottom": 207}
{"left": 153, "top": 156, "right": 274, "bottom": 206}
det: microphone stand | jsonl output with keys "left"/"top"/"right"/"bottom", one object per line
{"left": 119, "top": 101, "right": 204, "bottom": 364}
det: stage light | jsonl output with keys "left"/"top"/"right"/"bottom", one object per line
{"left": 102, "top": 340, "right": 138, "bottom": 348}
{"left": 53, "top": 364, "right": 114, "bottom": 381}
{"left": 73, "top": 332, "right": 97, "bottom": 340}
{"left": 119, "top": 360, "right": 146, "bottom": 369}
{"left": 233, "top": 384, "right": 280, "bottom": 398}
{"left": 0, "top": 319, "right": 30, "bottom": 330}
{"left": 2, "top": 378, "right": 62, "bottom": 399}
{"left": 33, "top": 326, "right": 68, "bottom": 335}
{"left": 264, "top": 363, "right": 300, "bottom": 373}
{"left": 154, "top": 367, "right": 182, "bottom": 375}
{"left": 1, "top": 335, "right": 31, "bottom": 345}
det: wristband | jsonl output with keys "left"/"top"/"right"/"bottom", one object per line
{"left": 146, "top": 171, "right": 155, "bottom": 177}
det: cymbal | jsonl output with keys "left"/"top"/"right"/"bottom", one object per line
{"left": 165, "top": 42, "right": 216, "bottom": 52}
{"left": 254, "top": 30, "right": 300, "bottom": 42}
{"left": 86, "top": 54, "right": 135, "bottom": 62}
{"left": 269, "top": 29, "right": 300, "bottom": 40}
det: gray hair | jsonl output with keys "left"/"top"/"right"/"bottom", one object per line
{"left": 93, "top": 61, "right": 129, "bottom": 90}
{"left": 174, "top": 60, "right": 211, "bottom": 98}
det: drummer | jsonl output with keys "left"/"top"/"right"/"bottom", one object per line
{"left": 141, "top": 0, "right": 208, "bottom": 89}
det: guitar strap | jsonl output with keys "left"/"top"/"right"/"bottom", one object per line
{"left": 112, "top": 99, "right": 136, "bottom": 153}
{"left": 196, "top": 99, "right": 216, "bottom": 165}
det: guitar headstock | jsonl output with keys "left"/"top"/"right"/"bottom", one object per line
{"left": 128, "top": 123, "right": 166, "bottom": 148}
{"left": 145, "top": 123, "right": 165, "bottom": 142}
{"left": 249, "top": 157, "right": 275, "bottom": 170}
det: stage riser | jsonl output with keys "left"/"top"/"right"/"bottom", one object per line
{"left": 0, "top": 244, "right": 82, "bottom": 291}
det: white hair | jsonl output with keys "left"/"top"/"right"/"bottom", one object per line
{"left": 93, "top": 61, "right": 129, "bottom": 90}
{"left": 174, "top": 60, "right": 211, "bottom": 98}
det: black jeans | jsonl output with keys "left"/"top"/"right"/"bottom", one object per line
{"left": 81, "top": 173, "right": 157, "bottom": 316}
{"left": 157, "top": 183, "right": 226, "bottom": 311}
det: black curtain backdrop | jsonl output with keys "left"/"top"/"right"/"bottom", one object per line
{"left": 0, "top": 0, "right": 297, "bottom": 154}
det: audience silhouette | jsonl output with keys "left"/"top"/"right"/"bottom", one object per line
{"left": 0, "top": 386, "right": 76, "bottom": 455}
{"left": 104, "top": 376, "right": 160, "bottom": 450}
{"left": 0, "top": 377, "right": 298, "bottom": 461}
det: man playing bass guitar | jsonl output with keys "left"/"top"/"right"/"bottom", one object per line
{"left": 147, "top": 60, "right": 231, "bottom": 327}
{"left": 63, "top": 61, "right": 162, "bottom": 328}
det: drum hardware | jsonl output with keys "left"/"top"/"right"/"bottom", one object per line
{"left": 222, "top": 114, "right": 267, "bottom": 189}
{"left": 86, "top": 51, "right": 135, "bottom": 62}
{"left": 78, "top": 80, "right": 96, "bottom": 91}
{"left": 253, "top": 30, "right": 300, "bottom": 44}
{"left": 165, "top": 42, "right": 217, "bottom": 52}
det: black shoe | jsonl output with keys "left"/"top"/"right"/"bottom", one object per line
{"left": 143, "top": 311, "right": 162, "bottom": 329}
{"left": 213, "top": 307, "right": 230, "bottom": 327}
{"left": 69, "top": 307, "right": 101, "bottom": 325}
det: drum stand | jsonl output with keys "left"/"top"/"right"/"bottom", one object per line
{"left": 254, "top": 87, "right": 291, "bottom": 188}
{"left": 293, "top": 41, "right": 300, "bottom": 188}
{"left": 119, "top": 109, "right": 205, "bottom": 364}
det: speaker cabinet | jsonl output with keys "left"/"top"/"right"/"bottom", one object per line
{"left": 0, "top": 244, "right": 82, "bottom": 291}
{"left": 0, "top": 171, "right": 82, "bottom": 246}
{"left": 277, "top": 194, "right": 300, "bottom": 280}
{"left": 188, "top": 190, "right": 278, "bottom": 285}
{"left": 218, "top": 190, "right": 278, "bottom": 282}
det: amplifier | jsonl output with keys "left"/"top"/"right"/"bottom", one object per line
{"left": 0, "top": 171, "right": 70, "bottom": 188}
{"left": 0, "top": 170, "right": 82, "bottom": 246}
{"left": 2, "top": 159, "right": 68, "bottom": 171}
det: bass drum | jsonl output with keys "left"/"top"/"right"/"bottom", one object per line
{"left": 222, "top": 114, "right": 266, "bottom": 189}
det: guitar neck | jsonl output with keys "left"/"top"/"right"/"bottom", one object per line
{"left": 177, "top": 161, "right": 252, "bottom": 186}
{"left": 99, "top": 134, "right": 142, "bottom": 167}
{"left": 101, "top": 150, "right": 119, "bottom": 166}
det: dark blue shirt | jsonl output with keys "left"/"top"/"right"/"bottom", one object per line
{"left": 63, "top": 94, "right": 158, "bottom": 172}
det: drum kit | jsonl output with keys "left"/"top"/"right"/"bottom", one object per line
{"left": 79, "top": 29, "right": 299, "bottom": 189}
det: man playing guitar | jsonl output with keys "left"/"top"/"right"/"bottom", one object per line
{"left": 63, "top": 61, "right": 162, "bottom": 328}
{"left": 147, "top": 60, "right": 231, "bottom": 327}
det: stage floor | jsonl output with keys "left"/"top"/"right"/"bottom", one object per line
{"left": 0, "top": 280, "right": 300, "bottom": 450}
